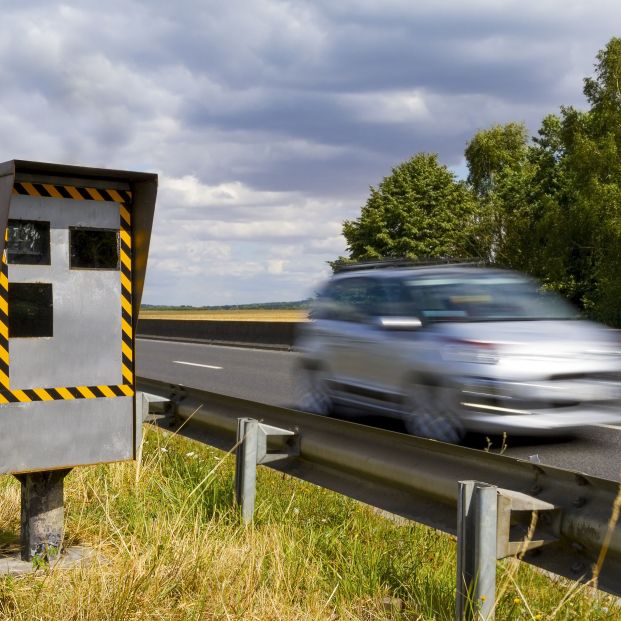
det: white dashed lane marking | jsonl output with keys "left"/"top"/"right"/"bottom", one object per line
{"left": 173, "top": 360, "right": 223, "bottom": 370}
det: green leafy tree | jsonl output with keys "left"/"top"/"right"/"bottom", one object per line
{"left": 337, "top": 153, "right": 479, "bottom": 265}
{"left": 464, "top": 123, "right": 539, "bottom": 268}
{"left": 463, "top": 39, "right": 621, "bottom": 325}
{"left": 516, "top": 115, "right": 573, "bottom": 282}
{"left": 529, "top": 38, "right": 621, "bottom": 322}
{"left": 465, "top": 122, "right": 529, "bottom": 197}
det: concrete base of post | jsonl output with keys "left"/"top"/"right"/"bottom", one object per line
{"left": 14, "top": 469, "right": 72, "bottom": 562}
{"left": 0, "top": 545, "right": 99, "bottom": 575}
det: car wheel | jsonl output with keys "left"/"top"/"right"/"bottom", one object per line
{"left": 294, "top": 365, "right": 333, "bottom": 416}
{"left": 402, "top": 377, "right": 464, "bottom": 443}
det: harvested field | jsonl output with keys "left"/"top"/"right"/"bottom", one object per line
{"left": 139, "top": 309, "right": 308, "bottom": 322}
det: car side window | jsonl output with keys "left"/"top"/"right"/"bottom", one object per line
{"left": 313, "top": 277, "right": 375, "bottom": 322}
{"left": 313, "top": 277, "right": 418, "bottom": 321}
{"left": 371, "top": 281, "right": 412, "bottom": 317}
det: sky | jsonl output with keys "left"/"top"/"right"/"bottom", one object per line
{"left": 1, "top": 1, "right": 620, "bottom": 306}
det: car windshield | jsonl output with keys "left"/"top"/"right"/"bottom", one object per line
{"left": 403, "top": 275, "right": 579, "bottom": 322}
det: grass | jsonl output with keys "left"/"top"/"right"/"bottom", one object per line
{"left": 0, "top": 426, "right": 617, "bottom": 620}
{"left": 138, "top": 309, "right": 308, "bottom": 322}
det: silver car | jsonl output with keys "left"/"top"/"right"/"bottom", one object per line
{"left": 295, "top": 263, "right": 621, "bottom": 442}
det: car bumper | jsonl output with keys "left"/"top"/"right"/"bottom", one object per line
{"left": 459, "top": 405, "right": 621, "bottom": 434}
{"left": 457, "top": 377, "right": 621, "bottom": 433}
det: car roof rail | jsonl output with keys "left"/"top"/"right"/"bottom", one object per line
{"left": 332, "top": 257, "right": 487, "bottom": 273}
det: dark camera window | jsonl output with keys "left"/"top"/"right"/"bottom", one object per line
{"left": 70, "top": 228, "right": 119, "bottom": 269}
{"left": 9, "top": 283, "right": 53, "bottom": 338}
{"left": 7, "top": 220, "right": 51, "bottom": 265}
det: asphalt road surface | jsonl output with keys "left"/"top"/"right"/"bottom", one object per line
{"left": 136, "top": 338, "right": 621, "bottom": 481}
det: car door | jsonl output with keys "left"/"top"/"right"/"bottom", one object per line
{"left": 313, "top": 276, "right": 376, "bottom": 396}
{"left": 338, "top": 277, "right": 426, "bottom": 411}
{"left": 320, "top": 276, "right": 412, "bottom": 411}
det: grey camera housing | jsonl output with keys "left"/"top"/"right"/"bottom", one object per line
{"left": 0, "top": 160, "right": 157, "bottom": 474}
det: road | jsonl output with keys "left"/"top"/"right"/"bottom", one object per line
{"left": 137, "top": 338, "right": 296, "bottom": 404}
{"left": 136, "top": 338, "right": 621, "bottom": 481}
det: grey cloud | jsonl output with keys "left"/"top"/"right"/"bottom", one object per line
{"left": 140, "top": 0, "right": 597, "bottom": 106}
{"left": 185, "top": 89, "right": 458, "bottom": 158}
{"left": 1, "top": 1, "right": 620, "bottom": 305}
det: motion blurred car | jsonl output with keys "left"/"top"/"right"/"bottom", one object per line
{"left": 294, "top": 261, "right": 621, "bottom": 442}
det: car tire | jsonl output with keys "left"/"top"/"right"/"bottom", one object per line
{"left": 402, "top": 377, "right": 464, "bottom": 443}
{"left": 294, "top": 365, "right": 333, "bottom": 416}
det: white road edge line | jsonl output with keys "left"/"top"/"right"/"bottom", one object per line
{"left": 173, "top": 360, "right": 223, "bottom": 370}
{"left": 595, "top": 424, "right": 621, "bottom": 430}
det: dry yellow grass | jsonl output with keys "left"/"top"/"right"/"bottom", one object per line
{"left": 139, "top": 309, "right": 308, "bottom": 322}
{"left": 0, "top": 427, "right": 618, "bottom": 620}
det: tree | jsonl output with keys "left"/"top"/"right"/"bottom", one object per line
{"left": 338, "top": 153, "right": 478, "bottom": 264}
{"left": 464, "top": 123, "right": 535, "bottom": 266}
{"left": 465, "top": 122, "right": 529, "bottom": 197}
{"left": 463, "top": 39, "right": 621, "bottom": 325}
{"left": 530, "top": 38, "right": 621, "bottom": 322}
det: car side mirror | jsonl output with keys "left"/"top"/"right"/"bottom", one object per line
{"left": 375, "top": 316, "right": 423, "bottom": 331}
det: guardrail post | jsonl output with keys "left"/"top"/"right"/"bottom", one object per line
{"left": 235, "top": 418, "right": 260, "bottom": 523}
{"left": 456, "top": 482, "right": 557, "bottom": 620}
{"left": 235, "top": 417, "right": 298, "bottom": 523}
{"left": 456, "top": 481, "right": 497, "bottom": 620}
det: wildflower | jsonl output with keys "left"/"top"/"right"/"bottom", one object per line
{"left": 185, "top": 451, "right": 195, "bottom": 457}
{"left": 513, "top": 597, "right": 521, "bottom": 605}
{"left": 160, "top": 447, "right": 168, "bottom": 453}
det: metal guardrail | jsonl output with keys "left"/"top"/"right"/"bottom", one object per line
{"left": 137, "top": 376, "right": 621, "bottom": 599}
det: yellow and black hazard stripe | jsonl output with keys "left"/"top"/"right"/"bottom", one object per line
{"left": 0, "top": 231, "right": 9, "bottom": 391}
{"left": 0, "top": 384, "right": 133, "bottom": 404}
{"left": 119, "top": 200, "right": 133, "bottom": 387}
{"left": 0, "top": 181, "right": 135, "bottom": 403}
{"left": 12, "top": 182, "right": 131, "bottom": 205}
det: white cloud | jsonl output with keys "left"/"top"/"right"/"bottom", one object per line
{"left": 160, "top": 176, "right": 288, "bottom": 208}
{"left": 267, "top": 260, "right": 286, "bottom": 274}
{"left": 341, "top": 90, "right": 430, "bottom": 123}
